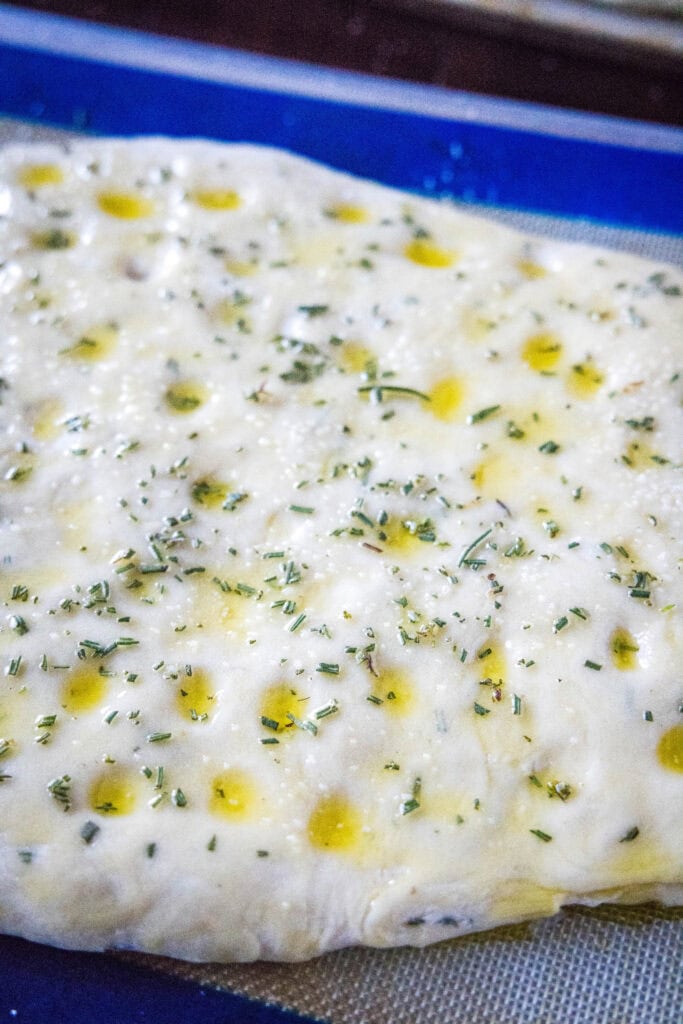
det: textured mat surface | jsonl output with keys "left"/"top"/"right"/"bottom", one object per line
{"left": 119, "top": 904, "right": 683, "bottom": 1024}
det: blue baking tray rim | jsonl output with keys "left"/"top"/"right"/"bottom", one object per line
{"left": 0, "top": 3, "right": 682, "bottom": 232}
{"left": 0, "top": 933, "right": 324, "bottom": 1024}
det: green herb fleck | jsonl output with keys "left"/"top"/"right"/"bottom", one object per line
{"left": 467, "top": 404, "right": 500, "bottom": 425}
{"left": 619, "top": 826, "right": 640, "bottom": 843}
{"left": 80, "top": 820, "right": 100, "bottom": 844}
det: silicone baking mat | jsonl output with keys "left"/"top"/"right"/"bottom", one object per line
{"left": 0, "top": 6, "right": 681, "bottom": 1023}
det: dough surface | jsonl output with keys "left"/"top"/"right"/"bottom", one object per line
{"left": 0, "top": 139, "right": 681, "bottom": 961}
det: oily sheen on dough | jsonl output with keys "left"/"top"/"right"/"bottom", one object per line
{"left": 0, "top": 139, "right": 681, "bottom": 962}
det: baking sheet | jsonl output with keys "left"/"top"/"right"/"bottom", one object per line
{"left": 376, "top": 0, "right": 683, "bottom": 60}
{"left": 0, "top": 6, "right": 681, "bottom": 1024}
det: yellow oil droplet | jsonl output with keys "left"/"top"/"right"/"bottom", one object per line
{"left": 19, "top": 163, "right": 64, "bottom": 188}
{"left": 214, "top": 298, "right": 252, "bottom": 331}
{"left": 225, "top": 259, "right": 257, "bottom": 277}
{"left": 326, "top": 203, "right": 369, "bottom": 224}
{"left": 31, "top": 228, "right": 76, "bottom": 250}
{"left": 291, "top": 231, "right": 349, "bottom": 267}
{"left": 260, "top": 683, "right": 303, "bottom": 732}
{"left": 190, "top": 573, "right": 247, "bottom": 631}
{"left": 97, "top": 192, "right": 154, "bottom": 219}
{"left": 503, "top": 407, "right": 559, "bottom": 446}
{"left": 123, "top": 570, "right": 160, "bottom": 602}
{"left": 422, "top": 790, "right": 468, "bottom": 822}
{"left": 165, "top": 380, "right": 207, "bottom": 414}
{"left": 61, "top": 324, "right": 117, "bottom": 362}
{"left": 517, "top": 259, "right": 547, "bottom": 280}
{"left": 429, "top": 376, "right": 464, "bottom": 421}
{"left": 472, "top": 455, "right": 517, "bottom": 498}
{"left": 610, "top": 627, "right": 639, "bottom": 671}
{"left": 307, "top": 793, "right": 361, "bottom": 852}
{"left": 55, "top": 500, "right": 94, "bottom": 552}
{"left": 32, "top": 398, "right": 64, "bottom": 441}
{"left": 377, "top": 518, "right": 424, "bottom": 555}
{"left": 210, "top": 769, "right": 258, "bottom": 819}
{"left": 177, "top": 668, "right": 215, "bottom": 720}
{"left": 657, "top": 724, "right": 683, "bottom": 773}
{"left": 61, "top": 665, "right": 107, "bottom": 714}
{"left": 477, "top": 642, "right": 506, "bottom": 684}
{"left": 0, "top": 681, "right": 30, "bottom": 730}
{"left": 193, "top": 189, "right": 241, "bottom": 210}
{"left": 568, "top": 362, "right": 604, "bottom": 398}
{"left": 622, "top": 441, "right": 659, "bottom": 471}
{"left": 338, "top": 342, "right": 375, "bottom": 374}
{"left": 522, "top": 333, "right": 563, "bottom": 373}
{"left": 191, "top": 477, "right": 230, "bottom": 509}
{"left": 372, "top": 667, "right": 415, "bottom": 716}
{"left": 461, "top": 306, "right": 499, "bottom": 342}
{"left": 404, "top": 238, "right": 456, "bottom": 268}
{"left": 1, "top": 568, "right": 61, "bottom": 604}
{"left": 89, "top": 767, "right": 138, "bottom": 816}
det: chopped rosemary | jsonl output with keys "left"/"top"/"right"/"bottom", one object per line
{"left": 458, "top": 527, "right": 492, "bottom": 568}
{"left": 35, "top": 715, "right": 57, "bottom": 729}
{"left": 358, "top": 384, "right": 431, "bottom": 402}
{"left": 288, "top": 612, "right": 306, "bottom": 632}
{"left": 619, "top": 826, "right": 640, "bottom": 843}
{"left": 6, "top": 655, "right": 22, "bottom": 677}
{"left": 400, "top": 778, "right": 422, "bottom": 816}
{"left": 297, "top": 304, "right": 329, "bottom": 317}
{"left": 313, "top": 699, "right": 340, "bottom": 720}
{"left": 80, "top": 820, "right": 100, "bottom": 844}
{"left": 47, "top": 774, "right": 71, "bottom": 811}
{"left": 285, "top": 712, "right": 318, "bottom": 736}
{"left": 467, "top": 404, "right": 500, "bottom": 424}
{"left": 529, "top": 828, "right": 552, "bottom": 843}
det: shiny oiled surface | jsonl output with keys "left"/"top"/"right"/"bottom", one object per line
{"left": 0, "top": 139, "right": 681, "bottom": 966}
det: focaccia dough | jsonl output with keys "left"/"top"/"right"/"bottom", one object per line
{"left": 0, "top": 140, "right": 681, "bottom": 961}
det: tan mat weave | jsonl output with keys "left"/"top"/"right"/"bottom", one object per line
{"left": 119, "top": 904, "right": 682, "bottom": 1024}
